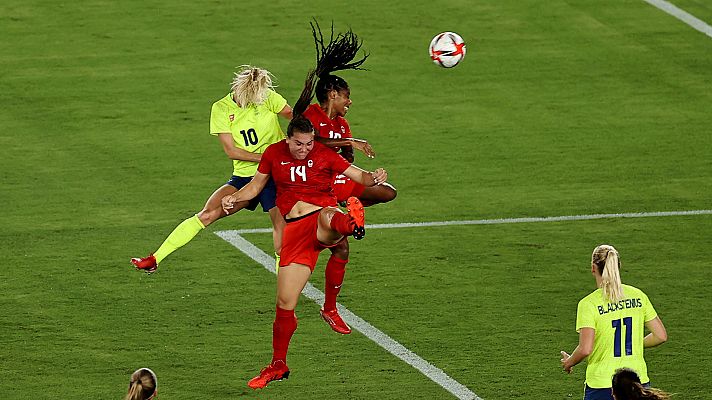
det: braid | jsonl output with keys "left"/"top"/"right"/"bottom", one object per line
{"left": 310, "top": 19, "right": 369, "bottom": 77}
{"left": 293, "top": 68, "right": 318, "bottom": 116}
{"left": 292, "top": 19, "right": 369, "bottom": 115}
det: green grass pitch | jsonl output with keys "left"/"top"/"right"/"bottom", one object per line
{"left": 1, "top": 0, "right": 711, "bottom": 398}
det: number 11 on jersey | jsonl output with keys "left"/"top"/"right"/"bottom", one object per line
{"left": 612, "top": 317, "right": 633, "bottom": 357}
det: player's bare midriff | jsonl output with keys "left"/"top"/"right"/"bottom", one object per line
{"left": 286, "top": 200, "right": 322, "bottom": 219}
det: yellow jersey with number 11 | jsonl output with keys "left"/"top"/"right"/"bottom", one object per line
{"left": 576, "top": 284, "right": 658, "bottom": 388}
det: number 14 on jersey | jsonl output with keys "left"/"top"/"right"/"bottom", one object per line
{"left": 290, "top": 165, "right": 306, "bottom": 182}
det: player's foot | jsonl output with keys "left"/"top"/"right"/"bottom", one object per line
{"left": 346, "top": 196, "right": 365, "bottom": 240}
{"left": 131, "top": 254, "right": 157, "bottom": 273}
{"left": 248, "top": 360, "right": 290, "bottom": 389}
{"left": 320, "top": 308, "right": 352, "bottom": 334}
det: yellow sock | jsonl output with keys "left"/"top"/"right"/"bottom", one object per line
{"left": 274, "top": 252, "right": 280, "bottom": 275}
{"left": 154, "top": 215, "right": 205, "bottom": 264}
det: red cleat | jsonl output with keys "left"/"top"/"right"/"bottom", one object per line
{"left": 346, "top": 196, "right": 365, "bottom": 240}
{"left": 248, "top": 360, "right": 290, "bottom": 389}
{"left": 131, "top": 254, "right": 157, "bottom": 273}
{"left": 320, "top": 308, "right": 352, "bottom": 335}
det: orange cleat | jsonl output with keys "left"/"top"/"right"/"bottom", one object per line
{"left": 248, "top": 360, "right": 290, "bottom": 389}
{"left": 131, "top": 254, "right": 157, "bottom": 273}
{"left": 346, "top": 196, "right": 365, "bottom": 240}
{"left": 320, "top": 308, "right": 352, "bottom": 335}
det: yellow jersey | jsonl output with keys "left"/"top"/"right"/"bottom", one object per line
{"left": 209, "top": 89, "right": 287, "bottom": 177}
{"left": 576, "top": 284, "right": 658, "bottom": 388}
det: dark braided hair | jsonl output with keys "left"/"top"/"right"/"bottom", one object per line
{"left": 292, "top": 19, "right": 369, "bottom": 116}
{"left": 315, "top": 74, "right": 350, "bottom": 104}
{"left": 611, "top": 368, "right": 671, "bottom": 400}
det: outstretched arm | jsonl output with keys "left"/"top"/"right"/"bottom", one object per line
{"left": 560, "top": 327, "right": 594, "bottom": 374}
{"left": 315, "top": 136, "right": 375, "bottom": 159}
{"left": 221, "top": 172, "right": 270, "bottom": 214}
{"left": 218, "top": 133, "right": 262, "bottom": 163}
{"left": 342, "top": 165, "right": 387, "bottom": 187}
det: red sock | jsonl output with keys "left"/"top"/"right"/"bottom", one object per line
{"left": 324, "top": 255, "right": 348, "bottom": 312}
{"left": 272, "top": 306, "right": 297, "bottom": 364}
{"left": 330, "top": 212, "right": 354, "bottom": 235}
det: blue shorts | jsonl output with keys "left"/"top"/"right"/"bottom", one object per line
{"left": 584, "top": 382, "right": 650, "bottom": 400}
{"left": 226, "top": 175, "right": 277, "bottom": 212}
{"left": 583, "top": 385, "right": 613, "bottom": 400}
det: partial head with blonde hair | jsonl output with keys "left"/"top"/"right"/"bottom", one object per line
{"left": 592, "top": 244, "right": 624, "bottom": 302}
{"left": 230, "top": 65, "right": 275, "bottom": 108}
{"left": 125, "top": 368, "right": 157, "bottom": 400}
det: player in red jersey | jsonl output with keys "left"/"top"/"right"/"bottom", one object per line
{"left": 301, "top": 47, "right": 396, "bottom": 337}
{"left": 220, "top": 21, "right": 384, "bottom": 389}
{"left": 302, "top": 75, "right": 397, "bottom": 205}
{"left": 221, "top": 116, "right": 386, "bottom": 389}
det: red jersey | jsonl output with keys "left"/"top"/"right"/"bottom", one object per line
{"left": 302, "top": 104, "right": 352, "bottom": 149}
{"left": 258, "top": 140, "right": 351, "bottom": 215}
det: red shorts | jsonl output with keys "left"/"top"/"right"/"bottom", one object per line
{"left": 332, "top": 174, "right": 365, "bottom": 203}
{"left": 279, "top": 209, "right": 340, "bottom": 271}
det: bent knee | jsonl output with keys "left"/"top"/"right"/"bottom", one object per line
{"left": 330, "top": 241, "right": 350, "bottom": 259}
{"left": 276, "top": 296, "right": 298, "bottom": 310}
{"left": 384, "top": 186, "right": 397, "bottom": 202}
{"left": 197, "top": 208, "right": 224, "bottom": 226}
{"left": 375, "top": 185, "right": 397, "bottom": 203}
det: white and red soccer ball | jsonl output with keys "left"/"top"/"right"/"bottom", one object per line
{"left": 429, "top": 32, "right": 466, "bottom": 68}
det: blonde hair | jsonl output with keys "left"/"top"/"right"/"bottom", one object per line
{"left": 125, "top": 368, "right": 157, "bottom": 400}
{"left": 592, "top": 244, "right": 624, "bottom": 302}
{"left": 230, "top": 65, "right": 275, "bottom": 108}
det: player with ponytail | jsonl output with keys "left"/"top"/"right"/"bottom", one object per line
{"left": 560, "top": 245, "right": 668, "bottom": 400}
{"left": 220, "top": 22, "right": 388, "bottom": 390}
{"left": 125, "top": 368, "right": 157, "bottom": 400}
{"left": 599, "top": 246, "right": 624, "bottom": 303}
{"left": 130, "top": 65, "right": 292, "bottom": 272}
{"left": 299, "top": 21, "right": 397, "bottom": 335}
{"left": 612, "top": 368, "right": 671, "bottom": 400}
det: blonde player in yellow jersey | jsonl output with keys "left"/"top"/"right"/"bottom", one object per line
{"left": 560, "top": 245, "right": 668, "bottom": 400}
{"left": 131, "top": 66, "right": 292, "bottom": 272}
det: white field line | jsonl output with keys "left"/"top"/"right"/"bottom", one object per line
{"left": 214, "top": 208, "right": 711, "bottom": 399}
{"left": 222, "top": 209, "right": 712, "bottom": 235}
{"left": 214, "top": 230, "right": 481, "bottom": 400}
{"left": 644, "top": 0, "right": 712, "bottom": 38}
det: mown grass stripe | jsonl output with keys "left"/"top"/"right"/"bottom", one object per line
{"left": 644, "top": 0, "right": 712, "bottom": 38}
{"left": 214, "top": 230, "right": 481, "bottom": 400}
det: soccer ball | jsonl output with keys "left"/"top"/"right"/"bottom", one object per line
{"left": 429, "top": 32, "right": 466, "bottom": 68}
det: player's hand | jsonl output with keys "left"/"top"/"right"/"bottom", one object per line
{"left": 371, "top": 168, "right": 387, "bottom": 185}
{"left": 222, "top": 195, "right": 237, "bottom": 214}
{"left": 560, "top": 351, "right": 572, "bottom": 374}
{"left": 350, "top": 138, "right": 375, "bottom": 159}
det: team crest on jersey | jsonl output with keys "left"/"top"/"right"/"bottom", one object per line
{"left": 308, "top": 159, "right": 314, "bottom": 167}
{"left": 341, "top": 126, "right": 346, "bottom": 133}
{"left": 229, "top": 114, "right": 235, "bottom": 122}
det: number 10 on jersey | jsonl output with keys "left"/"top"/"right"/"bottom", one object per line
{"left": 240, "top": 129, "right": 258, "bottom": 146}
